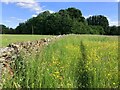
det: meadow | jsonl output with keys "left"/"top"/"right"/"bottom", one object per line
{"left": 1, "top": 34, "right": 118, "bottom": 88}
{"left": 0, "top": 34, "right": 52, "bottom": 47}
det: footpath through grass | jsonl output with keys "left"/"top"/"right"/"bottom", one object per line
{"left": 2, "top": 35, "right": 118, "bottom": 88}
{"left": 0, "top": 34, "right": 52, "bottom": 47}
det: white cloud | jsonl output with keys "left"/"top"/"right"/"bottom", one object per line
{"left": 1, "top": 0, "right": 55, "bottom": 15}
{"left": 10, "top": 16, "right": 25, "bottom": 23}
{"left": 84, "top": 15, "right": 92, "bottom": 19}
{"left": 40, "top": 9, "right": 55, "bottom": 13}
{"left": 5, "top": 20, "right": 11, "bottom": 23}
{"left": 100, "top": 16, "right": 118, "bottom": 26}
{"left": 1, "top": 0, "right": 56, "bottom": 17}
{"left": 48, "top": 10, "right": 55, "bottom": 13}
{"left": 3, "top": 17, "right": 26, "bottom": 28}
{"left": 1, "top": 0, "right": 35, "bottom": 4}
{"left": 106, "top": 17, "right": 118, "bottom": 26}
{"left": 32, "top": 14, "right": 37, "bottom": 17}
{"left": 105, "top": 15, "right": 118, "bottom": 26}
{"left": 109, "top": 21, "right": 118, "bottom": 26}
{"left": 16, "top": 2, "right": 42, "bottom": 14}
{"left": 1, "top": 0, "right": 43, "bottom": 14}
{"left": 17, "top": 18, "right": 24, "bottom": 21}
{"left": 32, "top": 9, "right": 55, "bottom": 17}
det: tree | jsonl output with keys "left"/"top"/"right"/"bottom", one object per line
{"left": 44, "top": 13, "right": 61, "bottom": 34}
{"left": 87, "top": 15, "right": 109, "bottom": 34}
{"left": 66, "top": 7, "right": 82, "bottom": 19}
{"left": 15, "top": 23, "right": 25, "bottom": 34}
{"left": 0, "top": 24, "right": 16, "bottom": 34}
{"left": 71, "top": 21, "right": 90, "bottom": 34}
{"left": 12, "top": 7, "right": 119, "bottom": 35}
{"left": 0, "top": 24, "right": 8, "bottom": 34}
{"left": 66, "top": 7, "right": 86, "bottom": 23}
{"left": 109, "top": 26, "right": 119, "bottom": 35}
{"left": 89, "top": 25, "right": 104, "bottom": 34}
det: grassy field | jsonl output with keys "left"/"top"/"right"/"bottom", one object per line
{"left": 0, "top": 34, "right": 52, "bottom": 47}
{"left": 1, "top": 35, "right": 118, "bottom": 88}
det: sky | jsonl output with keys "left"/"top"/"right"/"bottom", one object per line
{"left": 0, "top": 0, "right": 119, "bottom": 28}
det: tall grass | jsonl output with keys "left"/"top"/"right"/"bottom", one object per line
{"left": 2, "top": 35, "right": 118, "bottom": 88}
{"left": 1, "top": 34, "right": 52, "bottom": 47}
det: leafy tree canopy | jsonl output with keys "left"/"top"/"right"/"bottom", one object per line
{"left": 1, "top": 7, "right": 119, "bottom": 35}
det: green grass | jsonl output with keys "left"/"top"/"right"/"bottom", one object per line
{"left": 0, "top": 34, "right": 52, "bottom": 47}
{"left": 1, "top": 34, "right": 118, "bottom": 88}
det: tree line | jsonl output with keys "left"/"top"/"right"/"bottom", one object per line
{"left": 0, "top": 7, "right": 119, "bottom": 35}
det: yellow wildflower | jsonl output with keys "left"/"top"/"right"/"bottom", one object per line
{"left": 54, "top": 71, "right": 60, "bottom": 74}
{"left": 113, "top": 83, "right": 116, "bottom": 85}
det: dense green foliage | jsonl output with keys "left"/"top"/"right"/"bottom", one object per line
{"left": 0, "top": 7, "right": 119, "bottom": 35}
{"left": 109, "top": 26, "right": 119, "bottom": 35}
{"left": 0, "top": 25, "right": 16, "bottom": 34}
{"left": 86, "top": 15, "right": 109, "bottom": 34}
{"left": 2, "top": 35, "right": 118, "bottom": 88}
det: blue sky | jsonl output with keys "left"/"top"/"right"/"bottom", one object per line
{"left": 0, "top": 1, "right": 118, "bottom": 28}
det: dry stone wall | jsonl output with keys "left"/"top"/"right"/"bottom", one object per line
{"left": 0, "top": 35, "right": 63, "bottom": 82}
